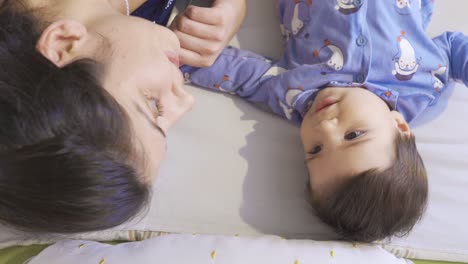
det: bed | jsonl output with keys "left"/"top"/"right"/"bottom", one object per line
{"left": 1, "top": 0, "right": 468, "bottom": 263}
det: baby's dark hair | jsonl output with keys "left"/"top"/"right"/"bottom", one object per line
{"left": 311, "top": 133, "right": 428, "bottom": 242}
{"left": 0, "top": 2, "right": 149, "bottom": 233}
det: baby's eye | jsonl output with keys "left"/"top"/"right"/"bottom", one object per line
{"left": 308, "top": 144, "right": 323, "bottom": 155}
{"left": 344, "top": 131, "right": 365, "bottom": 140}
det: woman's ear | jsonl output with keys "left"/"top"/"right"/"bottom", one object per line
{"left": 36, "top": 20, "right": 89, "bottom": 67}
{"left": 390, "top": 110, "right": 412, "bottom": 136}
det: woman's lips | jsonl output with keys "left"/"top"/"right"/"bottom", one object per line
{"left": 165, "top": 51, "right": 180, "bottom": 67}
{"left": 315, "top": 97, "right": 338, "bottom": 113}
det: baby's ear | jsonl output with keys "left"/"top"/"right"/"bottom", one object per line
{"left": 390, "top": 111, "right": 412, "bottom": 137}
{"left": 36, "top": 20, "right": 89, "bottom": 67}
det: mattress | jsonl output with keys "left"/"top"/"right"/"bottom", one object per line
{"left": 145, "top": 1, "right": 468, "bottom": 261}
{"left": 1, "top": 0, "right": 468, "bottom": 263}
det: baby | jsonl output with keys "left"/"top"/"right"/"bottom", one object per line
{"left": 183, "top": 0, "right": 468, "bottom": 242}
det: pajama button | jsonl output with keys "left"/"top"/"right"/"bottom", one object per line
{"left": 356, "top": 35, "right": 367, "bottom": 46}
{"left": 353, "top": 0, "right": 363, "bottom": 6}
{"left": 385, "top": 91, "right": 392, "bottom": 97}
{"left": 356, "top": 74, "right": 365, "bottom": 83}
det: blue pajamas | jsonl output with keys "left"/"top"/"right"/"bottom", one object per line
{"left": 186, "top": 0, "right": 468, "bottom": 124}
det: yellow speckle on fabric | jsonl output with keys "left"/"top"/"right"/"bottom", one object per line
{"left": 294, "top": 259, "right": 300, "bottom": 264}
{"left": 99, "top": 258, "right": 105, "bottom": 264}
{"left": 211, "top": 250, "right": 217, "bottom": 259}
{"left": 330, "top": 250, "right": 335, "bottom": 257}
{"left": 234, "top": 234, "right": 240, "bottom": 237}
{"left": 353, "top": 243, "right": 358, "bottom": 248}
{"left": 78, "top": 244, "right": 85, "bottom": 249}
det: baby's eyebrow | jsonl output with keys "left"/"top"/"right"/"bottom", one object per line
{"left": 305, "top": 136, "right": 373, "bottom": 162}
{"left": 305, "top": 153, "right": 321, "bottom": 162}
{"left": 342, "top": 137, "right": 372, "bottom": 150}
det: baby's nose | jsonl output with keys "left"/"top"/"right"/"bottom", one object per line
{"left": 318, "top": 118, "right": 337, "bottom": 132}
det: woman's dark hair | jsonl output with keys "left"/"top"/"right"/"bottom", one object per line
{"left": 0, "top": 2, "right": 150, "bottom": 233}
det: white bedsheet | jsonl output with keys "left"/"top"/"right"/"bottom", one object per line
{"left": 28, "top": 235, "right": 411, "bottom": 264}
{"left": 2, "top": 0, "right": 468, "bottom": 262}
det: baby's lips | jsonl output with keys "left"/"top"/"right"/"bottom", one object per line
{"left": 315, "top": 97, "right": 338, "bottom": 113}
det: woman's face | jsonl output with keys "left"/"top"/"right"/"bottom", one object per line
{"left": 32, "top": 0, "right": 194, "bottom": 180}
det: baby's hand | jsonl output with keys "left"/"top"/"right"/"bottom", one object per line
{"left": 170, "top": 0, "right": 246, "bottom": 67}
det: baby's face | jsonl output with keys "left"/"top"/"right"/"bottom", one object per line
{"left": 300, "top": 87, "right": 409, "bottom": 195}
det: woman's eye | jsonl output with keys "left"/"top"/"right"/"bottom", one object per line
{"left": 308, "top": 144, "right": 323, "bottom": 155}
{"left": 150, "top": 99, "right": 164, "bottom": 117}
{"left": 344, "top": 131, "right": 365, "bottom": 140}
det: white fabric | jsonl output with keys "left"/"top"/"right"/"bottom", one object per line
{"left": 2, "top": 0, "right": 468, "bottom": 262}
{"left": 28, "top": 235, "right": 411, "bottom": 264}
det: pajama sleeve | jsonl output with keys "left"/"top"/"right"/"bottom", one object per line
{"left": 185, "top": 47, "right": 276, "bottom": 105}
{"left": 433, "top": 32, "right": 468, "bottom": 86}
{"left": 185, "top": 47, "right": 325, "bottom": 123}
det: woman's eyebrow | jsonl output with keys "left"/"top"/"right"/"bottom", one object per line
{"left": 133, "top": 102, "right": 167, "bottom": 138}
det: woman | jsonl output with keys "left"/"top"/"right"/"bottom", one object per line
{"left": 0, "top": 0, "right": 212, "bottom": 234}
